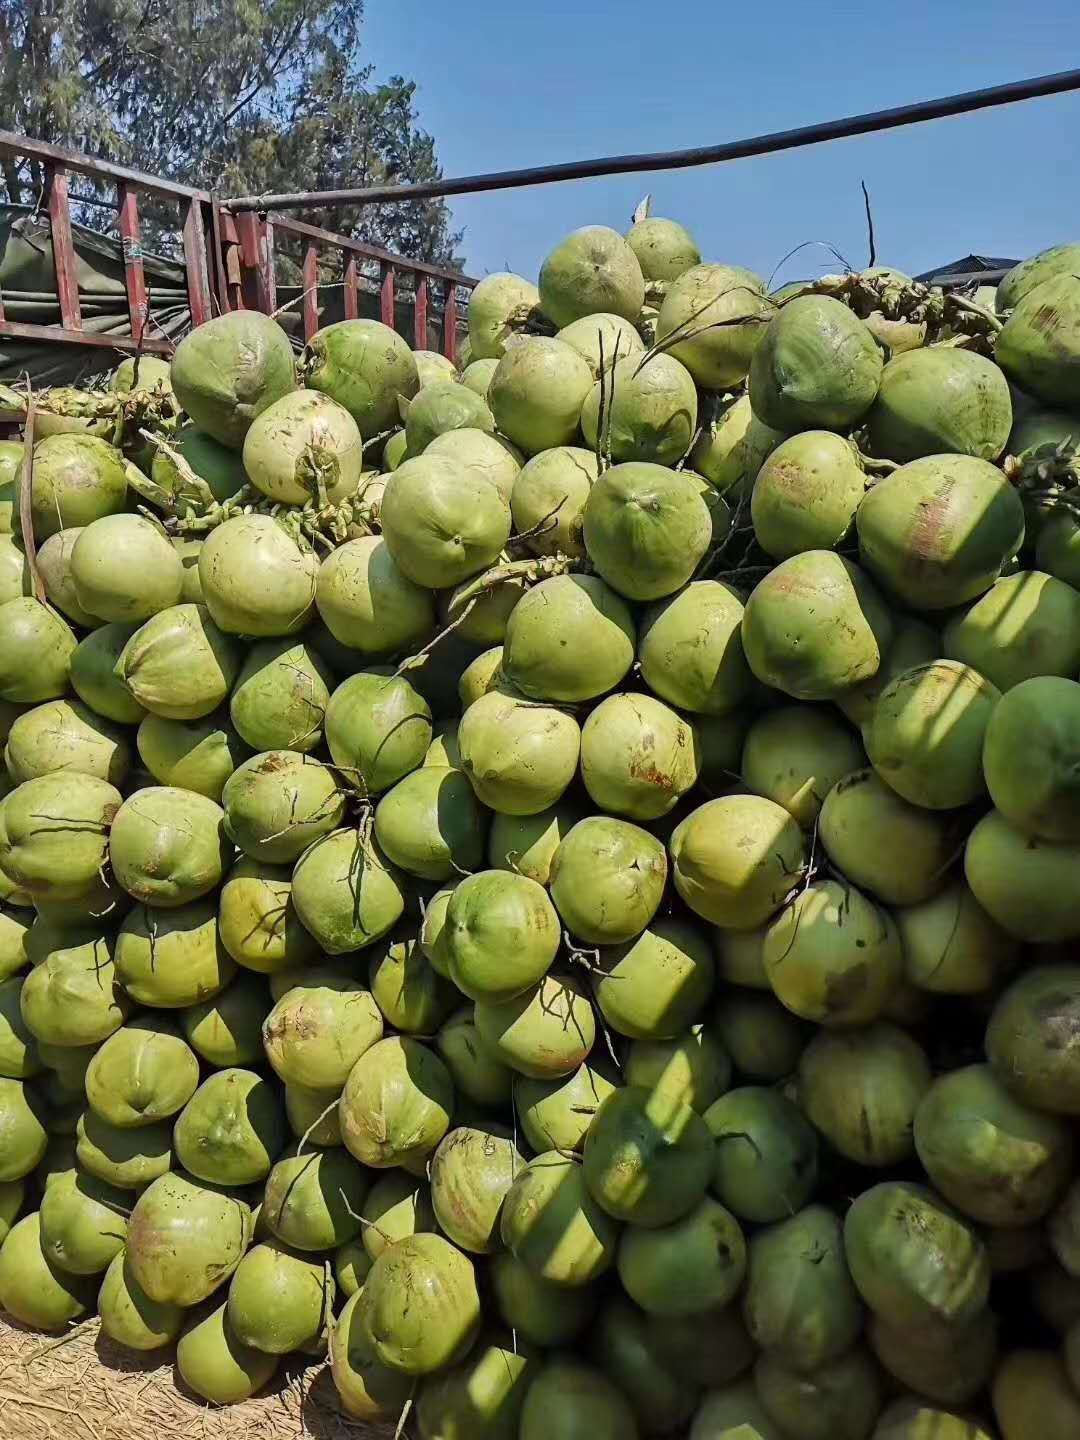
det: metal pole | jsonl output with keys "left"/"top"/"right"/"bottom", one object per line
{"left": 226, "top": 66, "right": 1080, "bottom": 212}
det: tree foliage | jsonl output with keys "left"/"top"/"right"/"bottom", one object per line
{"left": 0, "top": 0, "right": 463, "bottom": 266}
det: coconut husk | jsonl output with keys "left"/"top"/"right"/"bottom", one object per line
{"left": 0, "top": 1313, "right": 389, "bottom": 1440}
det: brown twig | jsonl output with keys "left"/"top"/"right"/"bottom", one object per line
{"left": 18, "top": 388, "right": 46, "bottom": 604}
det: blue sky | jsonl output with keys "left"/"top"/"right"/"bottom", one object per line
{"left": 362, "top": 1, "right": 1080, "bottom": 285}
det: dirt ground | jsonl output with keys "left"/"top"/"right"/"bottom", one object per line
{"left": 0, "top": 1314, "right": 389, "bottom": 1440}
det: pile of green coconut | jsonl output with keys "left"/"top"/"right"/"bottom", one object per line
{"left": 3, "top": 206, "right": 1080, "bottom": 1440}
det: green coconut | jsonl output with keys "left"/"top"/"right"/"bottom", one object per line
{"left": 965, "top": 811, "right": 1080, "bottom": 942}
{"left": 502, "top": 574, "right": 636, "bottom": 702}
{"left": 38, "top": 1168, "right": 128, "bottom": 1274}
{"left": 429, "top": 1124, "right": 525, "bottom": 1253}
{"left": 179, "top": 969, "right": 269, "bottom": 1068}
{"left": 591, "top": 1294, "right": 697, "bottom": 1433}
{"left": 198, "top": 514, "right": 318, "bottom": 636}
{"left": 35, "top": 527, "right": 101, "bottom": 627}
{"left": 283, "top": 1081, "right": 343, "bottom": 1147}
{"left": 68, "top": 514, "right": 182, "bottom": 624}
{"left": 582, "top": 461, "right": 712, "bottom": 601}
{"left": 1036, "top": 495, "right": 1080, "bottom": 586}
{"left": 866, "top": 659, "right": 998, "bottom": 809}
{"left": 380, "top": 453, "right": 510, "bottom": 587}
{"left": 116, "top": 603, "right": 240, "bottom": 721}
{"left": 109, "top": 786, "right": 228, "bottom": 906}
{"left": 228, "top": 636, "right": 332, "bottom": 754}
{"left": 0, "top": 1212, "right": 94, "bottom": 1330}
{"left": 115, "top": 897, "right": 235, "bottom": 1007}
{"left": 243, "top": 389, "right": 364, "bottom": 505}
{"left": 417, "top": 1334, "right": 536, "bottom": 1440}
{"left": 914, "top": 1063, "right": 1073, "bottom": 1227}
{"left": 302, "top": 318, "right": 420, "bottom": 438}
{"left": 819, "top": 768, "right": 956, "bottom": 906}
{"left": 20, "top": 931, "right": 129, "bottom": 1045}
{"left": 581, "top": 352, "right": 698, "bottom": 466}
{"left": 592, "top": 917, "right": 714, "bottom": 1039}
{"left": 843, "top": 1181, "right": 989, "bottom": 1328}
{"left": 869, "top": 1310, "right": 997, "bottom": 1409}
{"left": 857, "top": 454, "right": 1025, "bottom": 610}
{"left": 173, "top": 1066, "right": 284, "bottom": 1185}
{"left": 797, "top": 1023, "right": 932, "bottom": 1167}
{"left": 580, "top": 693, "right": 700, "bottom": 820}
{"left": 137, "top": 711, "right": 247, "bottom": 801}
{"left": 20, "top": 433, "right": 130, "bottom": 541}
{"left": 618, "top": 1194, "right": 746, "bottom": 1317}
{"left": 5, "top": 698, "right": 130, "bottom": 787}
{"left": 262, "top": 1143, "right": 369, "bottom": 1251}
{"left": 0, "top": 597, "right": 77, "bottom": 704}
{"left": 994, "top": 1348, "right": 1080, "bottom": 1440}
{"left": 223, "top": 749, "right": 344, "bottom": 863}
{"left": 475, "top": 973, "right": 595, "bottom": 1079}
{"left": 997, "top": 272, "right": 1080, "bottom": 406}
{"left": 539, "top": 226, "right": 645, "bottom": 328}
{"left": 713, "top": 992, "right": 805, "bottom": 1082}
{"left": 70, "top": 623, "right": 147, "bottom": 724}
{"left": 357, "top": 1232, "right": 481, "bottom": 1375}
{"left": 263, "top": 973, "right": 383, "bottom": 1089}
{"left": 749, "top": 295, "right": 882, "bottom": 432}
{"left": 460, "top": 357, "right": 499, "bottom": 397}
{"left": 489, "top": 1249, "right": 597, "bottom": 1344}
{"left": 339, "top": 1034, "right": 452, "bottom": 1169}
{"left": 751, "top": 431, "right": 867, "bottom": 558}
{"left": 290, "top": 826, "right": 406, "bottom": 954}
{"left": 368, "top": 931, "right": 458, "bottom": 1034}
{"left": 754, "top": 1346, "right": 883, "bottom": 1440}
{"left": 425, "top": 719, "right": 463, "bottom": 769}
{"left": 510, "top": 446, "right": 598, "bottom": 559}
{"left": 897, "top": 878, "right": 1017, "bottom": 995}
{"left": 374, "top": 766, "right": 487, "bottom": 881}
{"left": 457, "top": 646, "right": 504, "bottom": 708}
{"left": 743, "top": 1204, "right": 864, "bottom": 1372}
{"left": 868, "top": 346, "right": 1012, "bottom": 463}
{"left": 217, "top": 855, "right": 319, "bottom": 973}
{"left": 559, "top": 312, "right": 645, "bottom": 378}
{"left": 655, "top": 263, "right": 772, "bottom": 389}
{"left": 381, "top": 428, "right": 408, "bottom": 471}
{"left": 0, "top": 442, "right": 23, "bottom": 524}
{"left": 436, "top": 1007, "right": 513, "bottom": 1110}
{"left": 691, "top": 393, "right": 785, "bottom": 498}
{"left": 998, "top": 244, "right": 1080, "bottom": 309}
{"left": 583, "top": 1084, "right": 713, "bottom": 1227}
{"left": 360, "top": 1172, "right": 436, "bottom": 1260}
{"left": 171, "top": 310, "right": 296, "bottom": 449}
{"left": 458, "top": 689, "right": 580, "bottom": 814}
{"left": 415, "top": 351, "right": 458, "bottom": 386}
{"left": 983, "top": 676, "right": 1080, "bottom": 841}
{"left": 334, "top": 1237, "right": 372, "bottom": 1297}
{"left": 549, "top": 815, "right": 666, "bottom": 944}
{"left": 628, "top": 214, "right": 701, "bottom": 282}
{"left": 0, "top": 1076, "right": 47, "bottom": 1180}
{"left": 985, "top": 965, "right": 1080, "bottom": 1113}
{"left": 404, "top": 380, "right": 495, "bottom": 457}
{"left": 763, "top": 879, "right": 902, "bottom": 1026}
{"left": 742, "top": 551, "right": 893, "bottom": 701}
{"left": 835, "top": 616, "right": 940, "bottom": 729}
{"left": 487, "top": 800, "right": 583, "bottom": 883}
{"left": 704, "top": 1086, "right": 818, "bottom": 1223}
{"left": 467, "top": 272, "right": 542, "bottom": 359}
{"left": 501, "top": 1150, "right": 618, "bottom": 1284}
{"left": 315, "top": 535, "right": 435, "bottom": 656}
{"left": 84, "top": 1014, "right": 200, "bottom": 1124}
{"left": 175, "top": 538, "right": 206, "bottom": 605}
{"left": 426, "top": 429, "right": 522, "bottom": 504}
{"left": 98, "top": 1252, "right": 184, "bottom": 1350}
{"left": 0, "top": 977, "right": 39, "bottom": 1078}
{"left": 514, "top": 1059, "right": 618, "bottom": 1154}
{"left": 150, "top": 422, "right": 246, "bottom": 503}
{"left": 944, "top": 570, "right": 1080, "bottom": 692}
{"left": 670, "top": 794, "right": 806, "bottom": 929}
{"left": 176, "top": 1300, "right": 279, "bottom": 1405}
{"left": 741, "top": 706, "right": 864, "bottom": 829}
{"left": 876, "top": 1400, "right": 993, "bottom": 1440}
{"left": 638, "top": 579, "right": 753, "bottom": 715}
{"left": 330, "top": 1287, "right": 415, "bottom": 1420}
{"left": 0, "top": 910, "right": 31, "bottom": 983}
{"left": 520, "top": 1359, "right": 639, "bottom": 1440}
{"left": 488, "top": 336, "right": 594, "bottom": 455}
{"left": 324, "top": 669, "right": 431, "bottom": 795}
{"left": 624, "top": 1027, "right": 731, "bottom": 1112}
{"left": 126, "top": 1170, "right": 253, "bottom": 1305}
{"left": 0, "top": 533, "right": 28, "bottom": 604}
{"left": 444, "top": 870, "right": 560, "bottom": 1002}
{"left": 76, "top": 1109, "right": 172, "bottom": 1189}
{"left": 0, "top": 772, "right": 120, "bottom": 904}
{"left": 226, "top": 1239, "right": 331, "bottom": 1354}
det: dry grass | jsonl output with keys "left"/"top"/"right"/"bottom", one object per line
{"left": 0, "top": 1313, "right": 390, "bottom": 1440}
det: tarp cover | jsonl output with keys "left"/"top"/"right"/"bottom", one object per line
{"left": 0, "top": 204, "right": 450, "bottom": 388}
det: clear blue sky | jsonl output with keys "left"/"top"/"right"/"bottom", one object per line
{"left": 362, "top": 0, "right": 1080, "bottom": 285}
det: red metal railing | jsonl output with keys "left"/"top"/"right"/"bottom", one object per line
{"left": 0, "top": 131, "right": 476, "bottom": 363}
